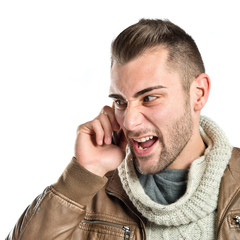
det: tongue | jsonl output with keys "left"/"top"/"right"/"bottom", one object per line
{"left": 139, "top": 138, "right": 156, "bottom": 149}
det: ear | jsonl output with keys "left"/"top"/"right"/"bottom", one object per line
{"left": 192, "top": 73, "right": 211, "bottom": 111}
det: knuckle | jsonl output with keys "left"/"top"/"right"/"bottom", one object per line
{"left": 98, "top": 113, "right": 106, "bottom": 121}
{"left": 92, "top": 119, "right": 100, "bottom": 128}
{"left": 101, "top": 105, "right": 112, "bottom": 115}
{"left": 76, "top": 122, "right": 88, "bottom": 134}
{"left": 103, "top": 105, "right": 111, "bottom": 111}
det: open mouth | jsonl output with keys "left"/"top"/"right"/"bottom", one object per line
{"left": 132, "top": 136, "right": 158, "bottom": 152}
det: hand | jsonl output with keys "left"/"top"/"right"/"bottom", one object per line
{"left": 75, "top": 106, "right": 126, "bottom": 177}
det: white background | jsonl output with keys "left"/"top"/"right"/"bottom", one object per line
{"left": 0, "top": 0, "right": 239, "bottom": 238}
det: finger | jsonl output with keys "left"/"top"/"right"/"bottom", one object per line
{"left": 77, "top": 121, "right": 93, "bottom": 135}
{"left": 98, "top": 113, "right": 113, "bottom": 145}
{"left": 91, "top": 119, "right": 105, "bottom": 145}
{"left": 101, "top": 106, "right": 120, "bottom": 131}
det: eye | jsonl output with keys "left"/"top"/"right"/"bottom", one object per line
{"left": 143, "top": 95, "right": 157, "bottom": 102}
{"left": 114, "top": 99, "right": 127, "bottom": 109}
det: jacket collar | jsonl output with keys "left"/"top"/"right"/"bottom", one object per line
{"left": 105, "top": 169, "right": 133, "bottom": 205}
{"left": 105, "top": 169, "right": 147, "bottom": 222}
{"left": 217, "top": 147, "right": 240, "bottom": 231}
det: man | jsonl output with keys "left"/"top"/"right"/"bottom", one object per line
{"left": 7, "top": 19, "right": 240, "bottom": 240}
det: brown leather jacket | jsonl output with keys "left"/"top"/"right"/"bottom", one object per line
{"left": 7, "top": 148, "right": 240, "bottom": 240}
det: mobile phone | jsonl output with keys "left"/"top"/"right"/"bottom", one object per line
{"left": 112, "top": 130, "right": 120, "bottom": 145}
{"left": 112, "top": 129, "right": 127, "bottom": 153}
{"left": 112, "top": 128, "right": 125, "bottom": 146}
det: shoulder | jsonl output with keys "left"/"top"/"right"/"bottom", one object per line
{"left": 218, "top": 147, "right": 240, "bottom": 208}
{"left": 226, "top": 147, "right": 240, "bottom": 182}
{"left": 217, "top": 148, "right": 240, "bottom": 240}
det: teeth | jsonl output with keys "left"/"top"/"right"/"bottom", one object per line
{"left": 134, "top": 136, "right": 153, "bottom": 143}
{"left": 138, "top": 146, "right": 148, "bottom": 150}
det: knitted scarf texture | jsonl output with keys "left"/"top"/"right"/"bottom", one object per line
{"left": 118, "top": 116, "right": 232, "bottom": 239}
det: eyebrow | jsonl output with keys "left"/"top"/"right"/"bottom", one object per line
{"left": 108, "top": 85, "right": 166, "bottom": 99}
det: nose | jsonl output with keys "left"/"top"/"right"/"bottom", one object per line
{"left": 123, "top": 102, "right": 144, "bottom": 131}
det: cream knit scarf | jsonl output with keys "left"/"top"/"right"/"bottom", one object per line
{"left": 118, "top": 116, "right": 232, "bottom": 239}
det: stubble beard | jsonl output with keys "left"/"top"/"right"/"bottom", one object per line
{"left": 129, "top": 100, "right": 193, "bottom": 175}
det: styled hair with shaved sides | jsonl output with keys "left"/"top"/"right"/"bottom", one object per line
{"left": 111, "top": 19, "right": 205, "bottom": 92}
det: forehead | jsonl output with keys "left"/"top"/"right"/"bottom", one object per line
{"left": 110, "top": 48, "right": 182, "bottom": 97}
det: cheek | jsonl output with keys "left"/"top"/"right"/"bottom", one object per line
{"left": 143, "top": 107, "right": 178, "bottom": 135}
{"left": 145, "top": 107, "right": 167, "bottom": 123}
{"left": 151, "top": 101, "right": 182, "bottom": 121}
{"left": 114, "top": 110, "right": 124, "bottom": 126}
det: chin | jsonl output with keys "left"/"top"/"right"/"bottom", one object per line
{"left": 134, "top": 157, "right": 165, "bottom": 175}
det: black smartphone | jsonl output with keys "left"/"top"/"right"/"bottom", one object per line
{"left": 112, "top": 130, "right": 120, "bottom": 145}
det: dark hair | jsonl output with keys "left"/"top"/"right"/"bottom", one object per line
{"left": 111, "top": 19, "right": 205, "bottom": 91}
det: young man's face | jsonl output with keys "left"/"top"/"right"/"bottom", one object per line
{"left": 110, "top": 48, "right": 194, "bottom": 174}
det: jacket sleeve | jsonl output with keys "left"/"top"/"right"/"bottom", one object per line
{"left": 6, "top": 158, "right": 108, "bottom": 240}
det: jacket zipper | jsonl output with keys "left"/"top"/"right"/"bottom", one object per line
{"left": 233, "top": 215, "right": 240, "bottom": 225}
{"left": 123, "top": 226, "right": 131, "bottom": 239}
{"left": 217, "top": 188, "right": 240, "bottom": 238}
{"left": 82, "top": 219, "right": 131, "bottom": 239}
